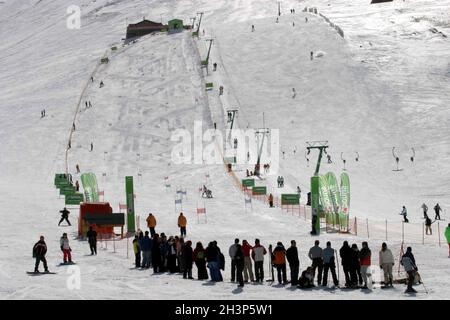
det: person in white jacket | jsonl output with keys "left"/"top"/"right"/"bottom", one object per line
{"left": 60, "top": 233, "right": 73, "bottom": 264}
{"left": 379, "top": 242, "right": 394, "bottom": 287}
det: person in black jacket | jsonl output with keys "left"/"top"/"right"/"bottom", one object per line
{"left": 286, "top": 240, "right": 299, "bottom": 285}
{"left": 152, "top": 234, "right": 162, "bottom": 273}
{"left": 339, "top": 241, "right": 353, "bottom": 287}
{"left": 86, "top": 226, "right": 97, "bottom": 255}
{"left": 33, "top": 236, "right": 49, "bottom": 273}
{"left": 234, "top": 244, "right": 245, "bottom": 287}
{"left": 182, "top": 240, "right": 194, "bottom": 279}
{"left": 350, "top": 243, "right": 363, "bottom": 287}
{"left": 58, "top": 207, "right": 71, "bottom": 226}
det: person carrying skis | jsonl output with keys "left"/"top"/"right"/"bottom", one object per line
{"left": 358, "top": 241, "right": 371, "bottom": 289}
{"left": 60, "top": 233, "right": 73, "bottom": 264}
{"left": 86, "top": 226, "right": 97, "bottom": 255}
{"left": 434, "top": 203, "right": 442, "bottom": 220}
{"left": 146, "top": 213, "right": 157, "bottom": 238}
{"left": 251, "top": 238, "right": 267, "bottom": 283}
{"left": 242, "top": 240, "right": 255, "bottom": 282}
{"left": 286, "top": 240, "right": 300, "bottom": 286}
{"left": 234, "top": 244, "right": 245, "bottom": 287}
{"left": 445, "top": 223, "right": 450, "bottom": 257}
{"left": 421, "top": 203, "right": 428, "bottom": 219}
{"left": 400, "top": 206, "right": 409, "bottom": 223}
{"left": 401, "top": 247, "right": 418, "bottom": 293}
{"left": 272, "top": 242, "right": 288, "bottom": 285}
{"left": 178, "top": 212, "right": 187, "bottom": 237}
{"left": 33, "top": 236, "right": 49, "bottom": 273}
{"left": 58, "top": 207, "right": 71, "bottom": 226}
{"left": 379, "top": 242, "right": 394, "bottom": 287}
{"left": 339, "top": 241, "right": 353, "bottom": 288}
{"left": 322, "top": 241, "right": 339, "bottom": 287}
{"left": 132, "top": 235, "right": 141, "bottom": 268}
{"left": 308, "top": 240, "right": 323, "bottom": 286}
{"left": 229, "top": 238, "right": 239, "bottom": 282}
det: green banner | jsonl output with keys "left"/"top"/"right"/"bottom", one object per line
{"left": 252, "top": 186, "right": 267, "bottom": 195}
{"left": 242, "top": 179, "right": 255, "bottom": 187}
{"left": 281, "top": 194, "right": 299, "bottom": 205}
{"left": 326, "top": 172, "right": 341, "bottom": 214}
{"left": 81, "top": 173, "right": 99, "bottom": 202}
{"left": 339, "top": 172, "right": 350, "bottom": 228}
{"left": 319, "top": 175, "right": 333, "bottom": 214}
{"left": 60, "top": 185, "right": 75, "bottom": 196}
{"left": 126, "top": 176, "right": 135, "bottom": 233}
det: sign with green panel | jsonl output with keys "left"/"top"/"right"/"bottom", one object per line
{"left": 125, "top": 176, "right": 135, "bottom": 233}
{"left": 281, "top": 194, "right": 299, "bottom": 205}
{"left": 60, "top": 186, "right": 75, "bottom": 196}
{"left": 65, "top": 193, "right": 84, "bottom": 205}
{"left": 224, "top": 156, "right": 236, "bottom": 164}
{"left": 242, "top": 179, "right": 255, "bottom": 187}
{"left": 252, "top": 186, "right": 267, "bottom": 195}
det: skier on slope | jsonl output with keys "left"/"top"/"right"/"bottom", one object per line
{"left": 58, "top": 207, "right": 71, "bottom": 226}
{"left": 234, "top": 244, "right": 245, "bottom": 287}
{"left": 86, "top": 226, "right": 97, "bottom": 255}
{"left": 425, "top": 216, "right": 433, "bottom": 235}
{"left": 33, "top": 236, "right": 49, "bottom": 273}
{"left": 401, "top": 247, "right": 418, "bottom": 293}
{"left": 308, "top": 240, "right": 323, "bottom": 286}
{"left": 379, "top": 242, "right": 394, "bottom": 287}
{"left": 322, "top": 241, "right": 339, "bottom": 287}
{"left": 251, "top": 239, "right": 267, "bottom": 283}
{"left": 358, "top": 241, "right": 371, "bottom": 289}
{"left": 242, "top": 240, "right": 255, "bottom": 282}
{"left": 400, "top": 206, "right": 409, "bottom": 223}
{"left": 339, "top": 241, "right": 353, "bottom": 288}
{"left": 60, "top": 233, "right": 73, "bottom": 264}
{"left": 272, "top": 242, "right": 288, "bottom": 285}
{"left": 421, "top": 203, "right": 428, "bottom": 219}
{"left": 229, "top": 238, "right": 239, "bottom": 282}
{"left": 286, "top": 240, "right": 300, "bottom": 286}
{"left": 434, "top": 203, "right": 442, "bottom": 220}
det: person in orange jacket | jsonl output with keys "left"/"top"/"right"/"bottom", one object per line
{"left": 146, "top": 213, "right": 157, "bottom": 238}
{"left": 272, "top": 242, "right": 288, "bottom": 285}
{"left": 178, "top": 212, "right": 187, "bottom": 237}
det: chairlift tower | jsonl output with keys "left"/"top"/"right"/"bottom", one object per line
{"left": 306, "top": 140, "right": 329, "bottom": 235}
{"left": 254, "top": 128, "right": 270, "bottom": 177}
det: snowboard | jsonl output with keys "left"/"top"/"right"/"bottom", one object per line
{"left": 58, "top": 262, "right": 76, "bottom": 266}
{"left": 27, "top": 271, "right": 57, "bottom": 275}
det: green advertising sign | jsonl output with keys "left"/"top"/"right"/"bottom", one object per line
{"left": 326, "top": 172, "right": 341, "bottom": 214}
{"left": 60, "top": 186, "right": 75, "bottom": 196}
{"left": 319, "top": 175, "right": 333, "bottom": 214}
{"left": 65, "top": 193, "right": 84, "bottom": 205}
{"left": 125, "top": 176, "right": 135, "bottom": 233}
{"left": 242, "top": 179, "right": 255, "bottom": 187}
{"left": 81, "top": 173, "right": 100, "bottom": 202}
{"left": 339, "top": 172, "right": 350, "bottom": 229}
{"left": 281, "top": 194, "right": 300, "bottom": 205}
{"left": 252, "top": 186, "right": 267, "bottom": 195}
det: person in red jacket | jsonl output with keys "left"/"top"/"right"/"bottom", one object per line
{"left": 358, "top": 241, "right": 372, "bottom": 289}
{"left": 242, "top": 240, "right": 255, "bottom": 282}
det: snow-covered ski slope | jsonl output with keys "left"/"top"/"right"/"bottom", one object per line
{"left": 0, "top": 0, "right": 449, "bottom": 299}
